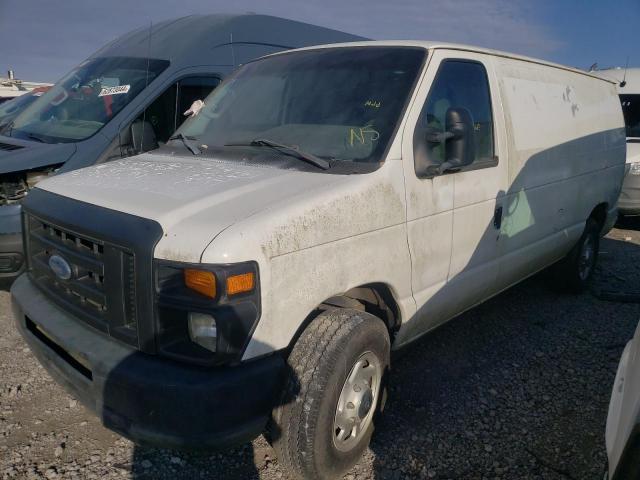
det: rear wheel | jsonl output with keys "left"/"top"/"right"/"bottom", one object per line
{"left": 270, "top": 308, "right": 390, "bottom": 480}
{"left": 553, "top": 218, "right": 600, "bottom": 292}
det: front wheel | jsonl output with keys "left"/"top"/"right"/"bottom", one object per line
{"left": 270, "top": 308, "right": 390, "bottom": 480}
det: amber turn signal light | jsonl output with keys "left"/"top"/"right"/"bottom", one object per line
{"left": 184, "top": 269, "right": 217, "bottom": 298}
{"left": 226, "top": 272, "right": 255, "bottom": 296}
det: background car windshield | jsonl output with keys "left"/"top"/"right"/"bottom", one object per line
{"left": 620, "top": 94, "right": 640, "bottom": 138}
{"left": 0, "top": 92, "right": 42, "bottom": 129}
{"left": 8, "top": 57, "right": 169, "bottom": 143}
{"left": 178, "top": 47, "right": 426, "bottom": 163}
{"left": 0, "top": 93, "right": 37, "bottom": 119}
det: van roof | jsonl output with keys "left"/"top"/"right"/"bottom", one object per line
{"left": 91, "top": 14, "right": 367, "bottom": 70}
{"left": 267, "top": 40, "right": 616, "bottom": 83}
{"left": 594, "top": 67, "right": 640, "bottom": 93}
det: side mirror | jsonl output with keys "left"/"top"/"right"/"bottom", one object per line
{"left": 130, "top": 120, "right": 158, "bottom": 153}
{"left": 444, "top": 107, "right": 475, "bottom": 169}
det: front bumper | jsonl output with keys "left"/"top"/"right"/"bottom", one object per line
{"left": 11, "top": 273, "right": 284, "bottom": 450}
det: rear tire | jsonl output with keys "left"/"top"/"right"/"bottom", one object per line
{"left": 552, "top": 218, "right": 600, "bottom": 293}
{"left": 270, "top": 308, "right": 390, "bottom": 480}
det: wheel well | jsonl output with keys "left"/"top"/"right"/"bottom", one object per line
{"left": 589, "top": 203, "right": 608, "bottom": 231}
{"left": 285, "top": 283, "right": 401, "bottom": 353}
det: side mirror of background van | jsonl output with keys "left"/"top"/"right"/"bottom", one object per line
{"left": 130, "top": 120, "right": 158, "bottom": 154}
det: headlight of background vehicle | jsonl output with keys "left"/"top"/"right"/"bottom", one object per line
{"left": 155, "top": 260, "right": 260, "bottom": 366}
{"left": 629, "top": 162, "right": 640, "bottom": 176}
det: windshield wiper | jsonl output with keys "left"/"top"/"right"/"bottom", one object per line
{"left": 168, "top": 133, "right": 201, "bottom": 155}
{"left": 226, "top": 138, "right": 330, "bottom": 170}
{"left": 26, "top": 133, "right": 47, "bottom": 143}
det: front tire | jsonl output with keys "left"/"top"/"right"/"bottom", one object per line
{"left": 270, "top": 308, "right": 390, "bottom": 480}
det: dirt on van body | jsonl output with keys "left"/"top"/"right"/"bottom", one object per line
{"left": 2, "top": 219, "right": 640, "bottom": 480}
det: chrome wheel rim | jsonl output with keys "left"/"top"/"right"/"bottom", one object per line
{"left": 333, "top": 351, "right": 382, "bottom": 452}
{"left": 578, "top": 235, "right": 595, "bottom": 280}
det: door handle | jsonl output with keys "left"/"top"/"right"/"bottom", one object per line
{"left": 493, "top": 206, "right": 503, "bottom": 230}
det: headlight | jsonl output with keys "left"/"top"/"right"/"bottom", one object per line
{"left": 155, "top": 260, "right": 260, "bottom": 365}
{"left": 188, "top": 312, "right": 217, "bottom": 352}
{"left": 629, "top": 162, "right": 640, "bottom": 176}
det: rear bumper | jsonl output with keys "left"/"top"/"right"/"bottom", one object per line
{"left": 11, "top": 273, "right": 285, "bottom": 450}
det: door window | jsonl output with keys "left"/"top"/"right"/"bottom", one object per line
{"left": 140, "top": 83, "right": 177, "bottom": 144}
{"left": 176, "top": 77, "right": 221, "bottom": 125}
{"left": 122, "top": 76, "right": 220, "bottom": 155}
{"left": 414, "top": 60, "right": 494, "bottom": 173}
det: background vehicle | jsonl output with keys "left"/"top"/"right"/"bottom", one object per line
{"left": 12, "top": 41, "right": 625, "bottom": 480}
{"left": 595, "top": 68, "right": 640, "bottom": 215}
{"left": 0, "top": 14, "right": 365, "bottom": 288}
{"left": 0, "top": 70, "right": 50, "bottom": 103}
{"left": 0, "top": 86, "right": 51, "bottom": 131}
{"left": 606, "top": 319, "right": 640, "bottom": 479}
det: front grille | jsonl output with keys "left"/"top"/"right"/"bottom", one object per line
{"left": 26, "top": 214, "right": 139, "bottom": 347}
{"left": 0, "top": 142, "right": 24, "bottom": 151}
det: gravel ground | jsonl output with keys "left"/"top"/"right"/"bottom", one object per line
{"left": 2, "top": 218, "right": 640, "bottom": 480}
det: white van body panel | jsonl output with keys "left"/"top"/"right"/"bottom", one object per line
{"left": 494, "top": 57, "right": 626, "bottom": 291}
{"left": 33, "top": 41, "right": 626, "bottom": 362}
{"left": 204, "top": 160, "right": 414, "bottom": 358}
{"left": 607, "top": 320, "right": 640, "bottom": 478}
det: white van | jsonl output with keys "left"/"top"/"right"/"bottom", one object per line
{"left": 595, "top": 67, "right": 640, "bottom": 215}
{"left": 12, "top": 41, "right": 625, "bottom": 479}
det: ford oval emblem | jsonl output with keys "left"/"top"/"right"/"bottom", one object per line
{"left": 48, "top": 254, "right": 72, "bottom": 280}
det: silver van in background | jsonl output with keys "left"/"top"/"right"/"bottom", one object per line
{"left": 595, "top": 68, "right": 640, "bottom": 216}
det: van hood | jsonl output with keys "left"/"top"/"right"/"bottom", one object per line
{"left": 0, "top": 135, "right": 76, "bottom": 173}
{"left": 35, "top": 153, "right": 350, "bottom": 262}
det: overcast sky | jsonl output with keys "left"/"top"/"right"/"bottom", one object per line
{"left": 1, "top": 0, "right": 639, "bottom": 82}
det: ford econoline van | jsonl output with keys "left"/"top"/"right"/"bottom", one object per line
{"left": 12, "top": 41, "right": 626, "bottom": 479}
{"left": 595, "top": 68, "right": 640, "bottom": 216}
{"left": 0, "top": 14, "right": 365, "bottom": 287}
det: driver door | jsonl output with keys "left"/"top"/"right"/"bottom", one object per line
{"left": 403, "top": 50, "right": 508, "bottom": 341}
{"left": 435, "top": 55, "right": 508, "bottom": 311}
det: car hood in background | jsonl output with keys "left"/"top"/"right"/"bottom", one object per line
{"left": 0, "top": 135, "right": 76, "bottom": 173}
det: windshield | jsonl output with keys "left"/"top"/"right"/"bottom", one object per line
{"left": 177, "top": 47, "right": 426, "bottom": 164}
{"left": 7, "top": 57, "right": 169, "bottom": 143}
{"left": 620, "top": 94, "right": 640, "bottom": 138}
